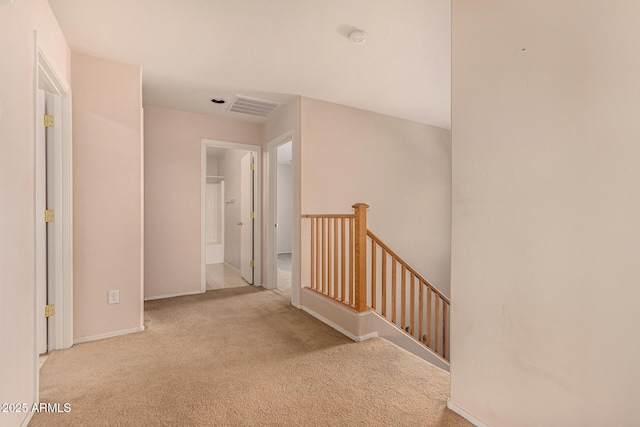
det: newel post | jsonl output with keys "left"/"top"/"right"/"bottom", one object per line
{"left": 352, "top": 203, "right": 369, "bottom": 312}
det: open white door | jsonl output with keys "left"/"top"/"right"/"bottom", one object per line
{"left": 240, "top": 153, "right": 254, "bottom": 284}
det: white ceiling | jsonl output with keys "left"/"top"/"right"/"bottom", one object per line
{"left": 48, "top": 0, "right": 451, "bottom": 129}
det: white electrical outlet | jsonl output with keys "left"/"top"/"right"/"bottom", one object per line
{"left": 108, "top": 290, "right": 120, "bottom": 304}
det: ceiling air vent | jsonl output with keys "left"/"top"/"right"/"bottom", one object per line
{"left": 228, "top": 95, "right": 280, "bottom": 118}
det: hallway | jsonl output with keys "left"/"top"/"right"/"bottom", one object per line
{"left": 31, "top": 287, "right": 469, "bottom": 426}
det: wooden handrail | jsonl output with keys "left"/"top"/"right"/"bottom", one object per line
{"left": 302, "top": 214, "right": 355, "bottom": 218}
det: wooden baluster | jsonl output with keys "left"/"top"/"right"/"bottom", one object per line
{"left": 435, "top": 294, "right": 440, "bottom": 355}
{"left": 341, "top": 218, "right": 346, "bottom": 302}
{"left": 427, "top": 286, "right": 432, "bottom": 349}
{"left": 327, "top": 218, "right": 333, "bottom": 297}
{"left": 317, "top": 218, "right": 321, "bottom": 293}
{"left": 371, "top": 240, "right": 376, "bottom": 310}
{"left": 419, "top": 280, "right": 424, "bottom": 344}
{"left": 401, "top": 265, "right": 406, "bottom": 331}
{"left": 333, "top": 218, "right": 338, "bottom": 299}
{"left": 443, "top": 302, "right": 448, "bottom": 360}
{"left": 349, "top": 218, "right": 354, "bottom": 306}
{"left": 321, "top": 218, "right": 326, "bottom": 294}
{"left": 352, "top": 203, "right": 369, "bottom": 312}
{"left": 381, "top": 249, "right": 387, "bottom": 317}
{"left": 391, "top": 258, "right": 397, "bottom": 323}
{"left": 410, "top": 272, "right": 415, "bottom": 336}
{"left": 315, "top": 218, "right": 320, "bottom": 292}
{"left": 310, "top": 218, "right": 315, "bottom": 290}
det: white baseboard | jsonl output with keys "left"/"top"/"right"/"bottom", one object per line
{"left": 370, "top": 310, "right": 450, "bottom": 372}
{"left": 144, "top": 290, "right": 203, "bottom": 301}
{"left": 447, "top": 399, "right": 490, "bottom": 427}
{"left": 300, "top": 305, "right": 378, "bottom": 342}
{"left": 73, "top": 326, "right": 144, "bottom": 345}
{"left": 354, "top": 331, "right": 379, "bottom": 342}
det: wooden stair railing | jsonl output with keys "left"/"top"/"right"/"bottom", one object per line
{"left": 367, "top": 229, "right": 450, "bottom": 360}
{"left": 302, "top": 203, "right": 368, "bottom": 312}
{"left": 302, "top": 203, "right": 450, "bottom": 361}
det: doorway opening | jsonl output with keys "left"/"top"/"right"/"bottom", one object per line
{"left": 34, "top": 45, "right": 73, "bottom": 403}
{"left": 266, "top": 130, "right": 300, "bottom": 305}
{"left": 275, "top": 141, "right": 293, "bottom": 291}
{"left": 201, "top": 140, "right": 262, "bottom": 292}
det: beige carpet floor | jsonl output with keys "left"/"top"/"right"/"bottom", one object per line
{"left": 31, "top": 286, "right": 470, "bottom": 426}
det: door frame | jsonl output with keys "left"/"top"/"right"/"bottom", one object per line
{"left": 239, "top": 151, "right": 255, "bottom": 284}
{"left": 200, "top": 139, "right": 262, "bottom": 292}
{"left": 36, "top": 88, "right": 47, "bottom": 355}
{"left": 265, "top": 130, "right": 301, "bottom": 305}
{"left": 33, "top": 41, "right": 74, "bottom": 398}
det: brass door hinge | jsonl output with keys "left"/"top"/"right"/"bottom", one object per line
{"left": 44, "top": 210, "right": 55, "bottom": 223}
{"left": 45, "top": 304, "right": 55, "bottom": 318}
{"left": 44, "top": 115, "right": 54, "bottom": 128}
{"left": 250, "top": 211, "right": 254, "bottom": 219}
{"left": 250, "top": 162, "right": 255, "bottom": 170}
{"left": 250, "top": 260, "right": 255, "bottom": 268}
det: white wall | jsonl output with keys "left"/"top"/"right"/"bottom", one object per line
{"left": 450, "top": 2, "right": 640, "bottom": 426}
{"left": 205, "top": 182, "right": 223, "bottom": 244}
{"left": 206, "top": 156, "right": 223, "bottom": 263}
{"left": 277, "top": 161, "right": 293, "bottom": 253}
{"left": 218, "top": 149, "right": 250, "bottom": 270}
{"left": 300, "top": 97, "right": 452, "bottom": 295}
{"left": 144, "top": 106, "right": 261, "bottom": 299}
{"left": 0, "top": 1, "right": 69, "bottom": 425}
{"left": 71, "top": 52, "right": 143, "bottom": 341}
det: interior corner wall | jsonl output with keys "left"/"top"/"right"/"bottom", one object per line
{"left": 71, "top": 52, "right": 143, "bottom": 341}
{"left": 450, "top": 2, "right": 640, "bottom": 426}
{"left": 300, "top": 97, "right": 452, "bottom": 295}
{"left": 0, "top": 1, "right": 70, "bottom": 424}
{"left": 143, "top": 106, "right": 262, "bottom": 299}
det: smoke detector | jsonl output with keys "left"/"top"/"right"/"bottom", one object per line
{"left": 349, "top": 30, "right": 367, "bottom": 44}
